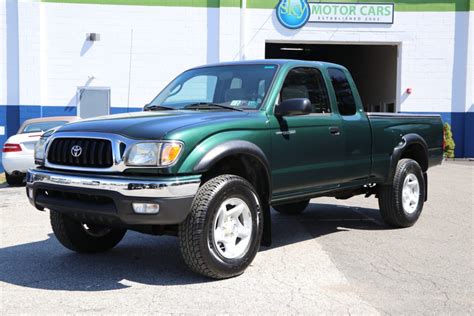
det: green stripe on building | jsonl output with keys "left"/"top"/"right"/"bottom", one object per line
{"left": 41, "top": 0, "right": 473, "bottom": 11}
{"left": 41, "top": 0, "right": 241, "bottom": 8}
{"left": 248, "top": 0, "right": 471, "bottom": 11}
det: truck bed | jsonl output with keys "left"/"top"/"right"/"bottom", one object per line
{"left": 367, "top": 112, "right": 444, "bottom": 182}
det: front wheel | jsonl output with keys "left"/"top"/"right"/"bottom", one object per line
{"left": 50, "top": 210, "right": 127, "bottom": 253}
{"left": 5, "top": 172, "right": 24, "bottom": 186}
{"left": 179, "top": 175, "right": 263, "bottom": 279}
{"left": 378, "top": 158, "right": 425, "bottom": 228}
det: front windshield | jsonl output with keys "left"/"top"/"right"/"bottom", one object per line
{"left": 21, "top": 121, "right": 68, "bottom": 133}
{"left": 148, "top": 64, "right": 278, "bottom": 110}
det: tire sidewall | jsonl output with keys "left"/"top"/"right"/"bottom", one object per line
{"left": 396, "top": 160, "right": 425, "bottom": 222}
{"left": 202, "top": 177, "right": 263, "bottom": 276}
{"left": 50, "top": 210, "right": 126, "bottom": 253}
{"left": 6, "top": 172, "right": 23, "bottom": 186}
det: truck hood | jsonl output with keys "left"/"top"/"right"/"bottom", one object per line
{"left": 56, "top": 110, "right": 252, "bottom": 140}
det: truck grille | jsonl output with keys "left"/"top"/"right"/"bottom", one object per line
{"left": 47, "top": 138, "right": 113, "bottom": 168}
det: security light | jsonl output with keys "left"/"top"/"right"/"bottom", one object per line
{"left": 86, "top": 33, "right": 100, "bottom": 41}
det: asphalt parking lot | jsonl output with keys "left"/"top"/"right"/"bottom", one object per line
{"left": 0, "top": 162, "right": 472, "bottom": 314}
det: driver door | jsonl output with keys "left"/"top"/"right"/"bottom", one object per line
{"left": 269, "top": 67, "right": 346, "bottom": 198}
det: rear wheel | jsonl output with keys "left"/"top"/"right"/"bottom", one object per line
{"left": 50, "top": 210, "right": 126, "bottom": 253}
{"left": 5, "top": 172, "right": 24, "bottom": 186}
{"left": 273, "top": 199, "right": 310, "bottom": 215}
{"left": 179, "top": 175, "right": 263, "bottom": 279}
{"left": 378, "top": 159, "right": 425, "bottom": 228}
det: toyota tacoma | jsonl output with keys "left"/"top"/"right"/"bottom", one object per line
{"left": 27, "top": 60, "right": 443, "bottom": 279}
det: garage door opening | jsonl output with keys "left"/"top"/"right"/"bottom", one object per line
{"left": 265, "top": 42, "right": 398, "bottom": 113}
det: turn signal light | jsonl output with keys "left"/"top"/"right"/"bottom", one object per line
{"left": 2, "top": 143, "right": 22, "bottom": 152}
{"left": 160, "top": 142, "right": 183, "bottom": 166}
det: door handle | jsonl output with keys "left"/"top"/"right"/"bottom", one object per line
{"left": 329, "top": 127, "right": 341, "bottom": 136}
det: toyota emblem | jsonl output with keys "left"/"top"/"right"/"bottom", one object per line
{"left": 71, "top": 145, "right": 83, "bottom": 157}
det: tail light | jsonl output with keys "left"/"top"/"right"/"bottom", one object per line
{"left": 2, "top": 143, "right": 22, "bottom": 152}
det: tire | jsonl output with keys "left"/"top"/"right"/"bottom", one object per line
{"left": 5, "top": 172, "right": 24, "bottom": 186}
{"left": 50, "top": 210, "right": 126, "bottom": 253}
{"left": 273, "top": 199, "right": 310, "bottom": 215}
{"left": 179, "top": 175, "right": 263, "bottom": 279}
{"left": 378, "top": 158, "right": 425, "bottom": 228}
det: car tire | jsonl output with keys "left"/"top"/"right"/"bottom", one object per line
{"left": 50, "top": 210, "right": 126, "bottom": 253}
{"left": 5, "top": 172, "right": 24, "bottom": 186}
{"left": 179, "top": 175, "right": 263, "bottom": 279}
{"left": 378, "top": 158, "right": 425, "bottom": 228}
{"left": 273, "top": 200, "right": 310, "bottom": 215}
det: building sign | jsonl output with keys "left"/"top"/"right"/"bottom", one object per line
{"left": 276, "top": 1, "right": 394, "bottom": 29}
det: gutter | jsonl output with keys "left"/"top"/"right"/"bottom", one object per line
{"left": 240, "top": 0, "right": 247, "bottom": 60}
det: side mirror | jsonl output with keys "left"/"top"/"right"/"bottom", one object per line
{"left": 275, "top": 98, "right": 312, "bottom": 117}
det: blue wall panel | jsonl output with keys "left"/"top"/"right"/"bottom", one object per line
{"left": 6, "top": 106, "right": 20, "bottom": 136}
{"left": 403, "top": 111, "right": 472, "bottom": 158}
{"left": 1, "top": 106, "right": 473, "bottom": 173}
{"left": 0, "top": 105, "right": 141, "bottom": 172}
{"left": 43, "top": 105, "right": 77, "bottom": 117}
{"left": 464, "top": 112, "right": 474, "bottom": 158}
{"left": 110, "top": 107, "right": 142, "bottom": 114}
{"left": 0, "top": 106, "right": 8, "bottom": 172}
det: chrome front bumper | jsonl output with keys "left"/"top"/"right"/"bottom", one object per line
{"left": 26, "top": 168, "right": 201, "bottom": 225}
{"left": 26, "top": 168, "right": 200, "bottom": 198}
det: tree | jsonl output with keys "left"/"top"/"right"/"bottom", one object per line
{"left": 443, "top": 123, "right": 455, "bottom": 158}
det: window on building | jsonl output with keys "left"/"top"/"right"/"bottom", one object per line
{"left": 328, "top": 68, "right": 357, "bottom": 116}
{"left": 280, "top": 67, "right": 331, "bottom": 113}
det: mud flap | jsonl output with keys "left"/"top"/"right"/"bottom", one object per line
{"left": 260, "top": 203, "right": 272, "bottom": 247}
{"left": 423, "top": 172, "right": 428, "bottom": 201}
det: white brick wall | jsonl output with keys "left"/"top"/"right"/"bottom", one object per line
{"left": 0, "top": 2, "right": 471, "bottom": 115}
{"left": 467, "top": 11, "right": 473, "bottom": 113}
{"left": 18, "top": 0, "right": 41, "bottom": 105}
{"left": 242, "top": 9, "right": 469, "bottom": 114}
{"left": 39, "top": 3, "right": 223, "bottom": 108}
{"left": 0, "top": 2, "right": 7, "bottom": 106}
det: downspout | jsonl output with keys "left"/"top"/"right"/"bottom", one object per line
{"left": 127, "top": 29, "right": 134, "bottom": 112}
{"left": 239, "top": 0, "right": 247, "bottom": 60}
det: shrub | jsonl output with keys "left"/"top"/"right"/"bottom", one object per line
{"left": 443, "top": 123, "right": 455, "bottom": 158}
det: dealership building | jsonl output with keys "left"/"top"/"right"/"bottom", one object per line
{"left": 0, "top": 0, "right": 473, "bottom": 168}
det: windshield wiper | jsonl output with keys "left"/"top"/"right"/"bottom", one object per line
{"left": 144, "top": 105, "right": 176, "bottom": 111}
{"left": 184, "top": 102, "right": 243, "bottom": 112}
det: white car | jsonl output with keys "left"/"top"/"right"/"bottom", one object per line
{"left": 2, "top": 116, "right": 78, "bottom": 185}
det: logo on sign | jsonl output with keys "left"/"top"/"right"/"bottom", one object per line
{"left": 71, "top": 145, "right": 83, "bottom": 157}
{"left": 276, "top": 0, "right": 310, "bottom": 29}
{"left": 276, "top": 2, "right": 395, "bottom": 29}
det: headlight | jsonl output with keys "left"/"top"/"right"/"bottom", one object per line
{"left": 125, "top": 142, "right": 183, "bottom": 167}
{"left": 34, "top": 129, "right": 56, "bottom": 165}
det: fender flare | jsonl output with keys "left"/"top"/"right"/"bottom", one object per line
{"left": 388, "top": 133, "right": 429, "bottom": 182}
{"left": 193, "top": 140, "right": 273, "bottom": 246}
{"left": 193, "top": 140, "right": 270, "bottom": 174}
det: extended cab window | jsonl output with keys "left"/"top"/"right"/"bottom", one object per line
{"left": 328, "top": 68, "right": 357, "bottom": 116}
{"left": 280, "top": 67, "right": 331, "bottom": 114}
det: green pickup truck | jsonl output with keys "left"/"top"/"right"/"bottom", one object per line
{"left": 27, "top": 60, "right": 443, "bottom": 279}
